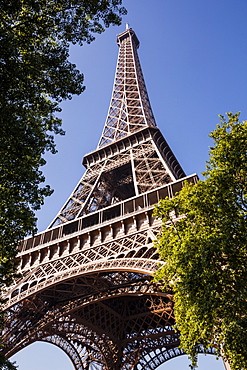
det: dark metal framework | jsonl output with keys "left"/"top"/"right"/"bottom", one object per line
{"left": 2, "top": 26, "right": 199, "bottom": 369}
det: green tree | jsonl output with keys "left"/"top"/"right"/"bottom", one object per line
{"left": 0, "top": 1, "right": 126, "bottom": 366}
{"left": 154, "top": 112, "right": 247, "bottom": 370}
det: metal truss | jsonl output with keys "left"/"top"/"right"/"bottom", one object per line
{"left": 3, "top": 275, "right": 178, "bottom": 369}
{"left": 44, "top": 334, "right": 111, "bottom": 370}
{"left": 48, "top": 27, "right": 185, "bottom": 228}
{"left": 43, "top": 336, "right": 86, "bottom": 370}
{"left": 48, "top": 129, "right": 185, "bottom": 228}
{"left": 1, "top": 27, "right": 197, "bottom": 369}
{"left": 98, "top": 27, "right": 156, "bottom": 148}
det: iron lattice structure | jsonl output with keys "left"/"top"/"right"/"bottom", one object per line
{"left": 1, "top": 27, "right": 200, "bottom": 369}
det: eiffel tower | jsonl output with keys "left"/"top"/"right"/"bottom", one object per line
{"left": 2, "top": 26, "right": 199, "bottom": 369}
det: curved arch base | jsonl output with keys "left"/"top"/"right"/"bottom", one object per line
{"left": 2, "top": 272, "right": 215, "bottom": 369}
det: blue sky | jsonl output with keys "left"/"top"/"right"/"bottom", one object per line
{"left": 11, "top": 0, "right": 246, "bottom": 369}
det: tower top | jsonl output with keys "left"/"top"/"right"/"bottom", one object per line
{"left": 97, "top": 27, "right": 154, "bottom": 148}
{"left": 116, "top": 26, "right": 140, "bottom": 49}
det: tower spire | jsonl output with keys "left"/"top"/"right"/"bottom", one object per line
{"left": 98, "top": 27, "right": 156, "bottom": 148}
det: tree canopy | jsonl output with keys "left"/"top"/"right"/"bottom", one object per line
{"left": 0, "top": 0, "right": 126, "bottom": 366}
{"left": 154, "top": 112, "right": 247, "bottom": 370}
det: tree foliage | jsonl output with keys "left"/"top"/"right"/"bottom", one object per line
{"left": 0, "top": 0, "right": 126, "bottom": 366}
{"left": 154, "top": 113, "right": 247, "bottom": 369}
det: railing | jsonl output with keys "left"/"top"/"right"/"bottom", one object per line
{"left": 18, "top": 174, "right": 198, "bottom": 253}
